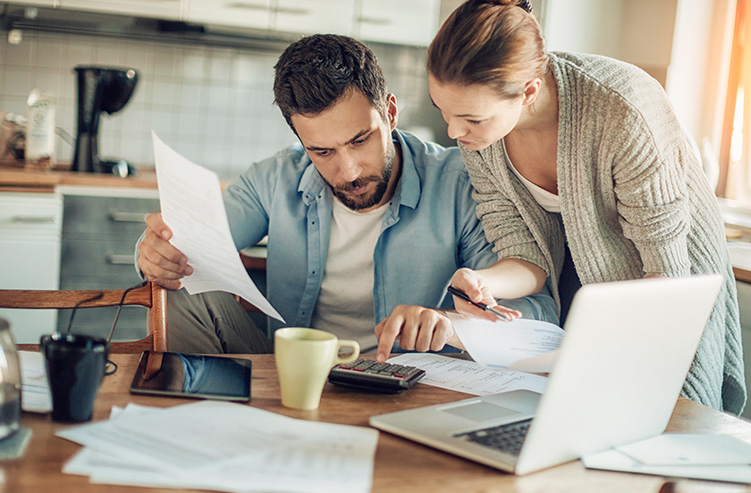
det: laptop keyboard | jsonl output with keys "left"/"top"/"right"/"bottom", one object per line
{"left": 454, "top": 418, "right": 533, "bottom": 456}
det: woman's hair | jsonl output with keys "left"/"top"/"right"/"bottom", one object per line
{"left": 273, "top": 34, "right": 388, "bottom": 130}
{"left": 427, "top": 0, "right": 549, "bottom": 99}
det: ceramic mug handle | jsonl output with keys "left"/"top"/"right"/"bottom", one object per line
{"left": 334, "top": 340, "right": 360, "bottom": 366}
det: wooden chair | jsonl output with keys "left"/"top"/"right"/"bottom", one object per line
{"left": 0, "top": 281, "right": 167, "bottom": 378}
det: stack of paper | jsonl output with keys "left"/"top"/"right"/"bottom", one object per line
{"left": 19, "top": 350, "right": 51, "bottom": 413}
{"left": 57, "top": 401, "right": 378, "bottom": 493}
{"left": 583, "top": 434, "right": 751, "bottom": 483}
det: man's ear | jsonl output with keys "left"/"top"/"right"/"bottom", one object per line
{"left": 386, "top": 93, "right": 398, "bottom": 130}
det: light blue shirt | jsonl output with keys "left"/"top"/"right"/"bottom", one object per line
{"left": 222, "top": 129, "right": 558, "bottom": 337}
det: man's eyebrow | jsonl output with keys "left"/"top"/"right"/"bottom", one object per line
{"left": 304, "top": 129, "right": 371, "bottom": 152}
{"left": 346, "top": 129, "right": 371, "bottom": 144}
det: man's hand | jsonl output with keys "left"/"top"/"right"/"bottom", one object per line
{"left": 137, "top": 213, "right": 193, "bottom": 290}
{"left": 374, "top": 305, "right": 462, "bottom": 363}
{"left": 449, "top": 268, "right": 521, "bottom": 322}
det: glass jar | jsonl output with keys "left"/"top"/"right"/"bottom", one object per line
{"left": 0, "top": 318, "right": 21, "bottom": 440}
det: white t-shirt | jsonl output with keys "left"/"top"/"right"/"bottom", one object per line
{"left": 509, "top": 162, "right": 561, "bottom": 213}
{"left": 311, "top": 198, "right": 389, "bottom": 350}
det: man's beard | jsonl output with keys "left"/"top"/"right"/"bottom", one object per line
{"left": 328, "top": 143, "right": 395, "bottom": 211}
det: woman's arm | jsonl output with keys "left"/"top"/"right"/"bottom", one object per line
{"left": 450, "top": 258, "right": 547, "bottom": 321}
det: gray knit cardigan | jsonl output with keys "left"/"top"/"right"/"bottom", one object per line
{"left": 460, "top": 52, "right": 746, "bottom": 414}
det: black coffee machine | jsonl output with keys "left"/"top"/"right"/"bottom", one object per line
{"left": 71, "top": 66, "right": 138, "bottom": 174}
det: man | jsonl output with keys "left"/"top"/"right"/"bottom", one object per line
{"left": 137, "top": 34, "right": 557, "bottom": 363}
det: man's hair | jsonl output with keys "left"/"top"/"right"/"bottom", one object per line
{"left": 273, "top": 34, "right": 388, "bottom": 130}
{"left": 428, "top": 0, "right": 548, "bottom": 99}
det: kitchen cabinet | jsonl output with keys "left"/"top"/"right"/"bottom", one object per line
{"left": 9, "top": 0, "right": 444, "bottom": 46}
{"left": 0, "top": 192, "right": 62, "bottom": 344}
{"left": 356, "top": 0, "right": 440, "bottom": 46}
{"left": 7, "top": 0, "right": 58, "bottom": 6}
{"left": 185, "top": 0, "right": 272, "bottom": 30}
{"left": 59, "top": 0, "right": 183, "bottom": 20}
{"left": 187, "top": 0, "right": 440, "bottom": 44}
{"left": 57, "top": 186, "right": 159, "bottom": 342}
{"left": 272, "top": 0, "right": 354, "bottom": 36}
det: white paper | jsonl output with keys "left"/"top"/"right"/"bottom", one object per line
{"left": 152, "top": 132, "right": 283, "bottom": 322}
{"left": 57, "top": 400, "right": 377, "bottom": 493}
{"left": 387, "top": 353, "right": 548, "bottom": 395}
{"left": 583, "top": 447, "right": 751, "bottom": 484}
{"left": 616, "top": 434, "right": 751, "bottom": 466}
{"left": 447, "top": 313, "right": 563, "bottom": 372}
{"left": 19, "top": 350, "right": 51, "bottom": 413}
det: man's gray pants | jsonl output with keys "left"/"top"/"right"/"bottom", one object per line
{"left": 165, "top": 288, "right": 273, "bottom": 354}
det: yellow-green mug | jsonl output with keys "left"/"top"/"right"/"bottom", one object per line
{"left": 274, "top": 327, "right": 360, "bottom": 410}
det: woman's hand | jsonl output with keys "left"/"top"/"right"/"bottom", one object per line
{"left": 449, "top": 268, "right": 522, "bottom": 322}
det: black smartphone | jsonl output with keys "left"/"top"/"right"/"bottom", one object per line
{"left": 129, "top": 351, "right": 252, "bottom": 402}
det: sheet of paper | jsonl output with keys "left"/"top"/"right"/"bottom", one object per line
{"left": 387, "top": 353, "right": 548, "bottom": 395}
{"left": 583, "top": 447, "right": 751, "bottom": 484}
{"left": 19, "top": 350, "right": 51, "bottom": 413}
{"left": 447, "top": 313, "right": 563, "bottom": 372}
{"left": 57, "top": 400, "right": 377, "bottom": 493}
{"left": 152, "top": 132, "right": 283, "bottom": 322}
{"left": 616, "top": 434, "right": 751, "bottom": 466}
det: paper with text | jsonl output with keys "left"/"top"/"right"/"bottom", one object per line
{"left": 447, "top": 313, "right": 563, "bottom": 373}
{"left": 583, "top": 434, "right": 751, "bottom": 484}
{"left": 58, "top": 401, "right": 377, "bottom": 493}
{"left": 387, "top": 353, "right": 548, "bottom": 395}
{"left": 152, "top": 133, "right": 282, "bottom": 321}
{"left": 19, "top": 350, "right": 51, "bottom": 413}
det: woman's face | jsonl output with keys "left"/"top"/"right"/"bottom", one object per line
{"left": 428, "top": 75, "right": 524, "bottom": 151}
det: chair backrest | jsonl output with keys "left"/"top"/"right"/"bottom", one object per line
{"left": 0, "top": 282, "right": 167, "bottom": 354}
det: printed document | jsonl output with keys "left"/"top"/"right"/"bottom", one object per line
{"left": 447, "top": 313, "right": 563, "bottom": 373}
{"left": 388, "top": 353, "right": 548, "bottom": 395}
{"left": 19, "top": 350, "right": 51, "bottom": 413}
{"left": 583, "top": 434, "right": 751, "bottom": 483}
{"left": 152, "top": 133, "right": 282, "bottom": 321}
{"left": 58, "top": 401, "right": 377, "bottom": 493}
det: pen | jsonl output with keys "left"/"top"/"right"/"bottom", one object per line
{"left": 447, "top": 285, "right": 511, "bottom": 321}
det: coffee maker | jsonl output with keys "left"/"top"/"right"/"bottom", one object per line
{"left": 71, "top": 66, "right": 138, "bottom": 174}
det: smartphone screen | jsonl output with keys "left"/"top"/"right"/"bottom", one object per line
{"left": 129, "top": 351, "right": 252, "bottom": 402}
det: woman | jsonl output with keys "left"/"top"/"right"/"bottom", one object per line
{"left": 428, "top": 0, "right": 745, "bottom": 414}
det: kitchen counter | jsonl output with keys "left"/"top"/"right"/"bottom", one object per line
{"left": 0, "top": 162, "right": 157, "bottom": 192}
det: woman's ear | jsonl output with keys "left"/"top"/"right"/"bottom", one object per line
{"left": 522, "top": 78, "right": 542, "bottom": 106}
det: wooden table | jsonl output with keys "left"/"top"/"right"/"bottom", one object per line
{"left": 5, "top": 354, "right": 751, "bottom": 493}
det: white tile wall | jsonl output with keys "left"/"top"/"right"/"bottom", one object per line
{"left": 0, "top": 30, "right": 447, "bottom": 180}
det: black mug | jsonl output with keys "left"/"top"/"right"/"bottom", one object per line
{"left": 40, "top": 333, "right": 109, "bottom": 423}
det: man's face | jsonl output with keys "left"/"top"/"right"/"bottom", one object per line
{"left": 291, "top": 90, "right": 399, "bottom": 212}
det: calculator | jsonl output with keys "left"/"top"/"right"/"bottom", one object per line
{"left": 328, "top": 358, "right": 426, "bottom": 394}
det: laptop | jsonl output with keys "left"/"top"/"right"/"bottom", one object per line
{"left": 369, "top": 275, "right": 723, "bottom": 475}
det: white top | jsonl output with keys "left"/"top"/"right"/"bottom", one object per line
{"left": 508, "top": 161, "right": 561, "bottom": 213}
{"left": 311, "top": 198, "right": 389, "bottom": 350}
